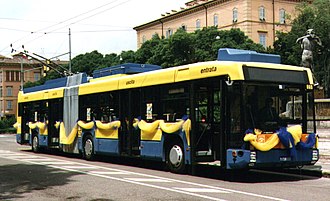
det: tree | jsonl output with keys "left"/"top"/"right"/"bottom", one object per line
{"left": 120, "top": 50, "right": 136, "bottom": 63}
{"left": 101, "top": 53, "right": 121, "bottom": 69}
{"left": 135, "top": 34, "right": 162, "bottom": 64}
{"left": 194, "top": 28, "right": 265, "bottom": 61}
{"left": 71, "top": 50, "right": 104, "bottom": 75}
{"left": 168, "top": 29, "right": 195, "bottom": 66}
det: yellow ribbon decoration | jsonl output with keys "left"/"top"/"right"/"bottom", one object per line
{"left": 59, "top": 122, "right": 78, "bottom": 144}
{"left": 77, "top": 120, "right": 94, "bottom": 130}
{"left": 159, "top": 120, "right": 184, "bottom": 133}
{"left": 95, "top": 120, "right": 121, "bottom": 139}
{"left": 244, "top": 133, "right": 280, "bottom": 151}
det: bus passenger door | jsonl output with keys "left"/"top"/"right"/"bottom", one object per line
{"left": 119, "top": 90, "right": 141, "bottom": 156}
{"left": 18, "top": 103, "right": 30, "bottom": 144}
{"left": 48, "top": 99, "right": 62, "bottom": 147}
{"left": 193, "top": 79, "right": 222, "bottom": 162}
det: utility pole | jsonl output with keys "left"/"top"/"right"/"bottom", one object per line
{"left": 272, "top": 0, "right": 275, "bottom": 44}
{"left": 20, "top": 58, "right": 24, "bottom": 91}
{"left": 69, "top": 28, "right": 72, "bottom": 74}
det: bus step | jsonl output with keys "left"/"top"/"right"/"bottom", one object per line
{"left": 197, "top": 160, "right": 221, "bottom": 167}
{"left": 51, "top": 137, "right": 59, "bottom": 143}
{"left": 196, "top": 150, "right": 212, "bottom": 156}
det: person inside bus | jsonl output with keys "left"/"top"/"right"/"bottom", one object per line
{"left": 258, "top": 98, "right": 279, "bottom": 130}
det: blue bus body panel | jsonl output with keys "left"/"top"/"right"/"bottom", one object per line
{"left": 141, "top": 141, "right": 163, "bottom": 160}
{"left": 16, "top": 134, "right": 22, "bottom": 144}
{"left": 217, "top": 48, "right": 281, "bottom": 63}
{"left": 23, "top": 73, "right": 88, "bottom": 93}
{"left": 227, "top": 149, "right": 318, "bottom": 169}
{"left": 95, "top": 138, "right": 119, "bottom": 155}
{"left": 38, "top": 134, "right": 48, "bottom": 147}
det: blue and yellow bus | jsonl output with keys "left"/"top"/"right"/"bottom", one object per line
{"left": 15, "top": 48, "right": 319, "bottom": 173}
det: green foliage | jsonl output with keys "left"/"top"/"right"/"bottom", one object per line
{"left": 0, "top": 117, "right": 16, "bottom": 134}
{"left": 71, "top": 50, "right": 104, "bottom": 75}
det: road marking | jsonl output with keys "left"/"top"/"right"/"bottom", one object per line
{"left": 39, "top": 161, "right": 75, "bottom": 165}
{"left": 124, "top": 178, "right": 173, "bottom": 182}
{"left": 0, "top": 149, "right": 290, "bottom": 201}
{"left": 7, "top": 155, "right": 40, "bottom": 159}
{"left": 23, "top": 158, "right": 57, "bottom": 162}
{"left": 60, "top": 165, "right": 96, "bottom": 169}
{"left": 88, "top": 171, "right": 131, "bottom": 175}
{"left": 174, "top": 188, "right": 230, "bottom": 193}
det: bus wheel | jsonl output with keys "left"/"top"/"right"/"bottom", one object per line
{"left": 32, "top": 135, "right": 39, "bottom": 153}
{"left": 83, "top": 135, "right": 94, "bottom": 160}
{"left": 167, "top": 143, "right": 185, "bottom": 173}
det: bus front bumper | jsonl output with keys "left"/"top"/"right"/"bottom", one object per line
{"left": 226, "top": 149, "right": 319, "bottom": 169}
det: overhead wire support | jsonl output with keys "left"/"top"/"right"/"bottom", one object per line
{"left": 14, "top": 51, "right": 66, "bottom": 77}
{"left": 32, "top": 52, "right": 72, "bottom": 76}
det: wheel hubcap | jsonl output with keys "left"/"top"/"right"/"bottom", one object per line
{"left": 84, "top": 139, "right": 93, "bottom": 156}
{"left": 169, "top": 145, "right": 183, "bottom": 167}
{"left": 33, "top": 136, "right": 38, "bottom": 151}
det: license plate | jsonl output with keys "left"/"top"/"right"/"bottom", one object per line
{"left": 280, "top": 156, "right": 291, "bottom": 162}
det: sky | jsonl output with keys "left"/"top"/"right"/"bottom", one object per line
{"left": 0, "top": 0, "right": 187, "bottom": 60}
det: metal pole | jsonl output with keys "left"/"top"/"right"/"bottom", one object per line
{"left": 69, "top": 28, "right": 72, "bottom": 74}
{"left": 272, "top": 0, "right": 275, "bottom": 43}
{"left": 20, "top": 58, "right": 23, "bottom": 91}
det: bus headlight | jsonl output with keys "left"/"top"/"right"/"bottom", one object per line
{"left": 250, "top": 151, "right": 256, "bottom": 163}
{"left": 312, "top": 150, "right": 318, "bottom": 161}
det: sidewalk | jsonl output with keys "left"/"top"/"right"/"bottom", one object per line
{"left": 316, "top": 128, "right": 330, "bottom": 177}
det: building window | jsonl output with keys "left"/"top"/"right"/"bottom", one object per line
{"left": 196, "top": 19, "right": 201, "bottom": 30}
{"left": 142, "top": 35, "right": 147, "bottom": 44}
{"left": 181, "top": 24, "right": 187, "bottom": 31}
{"left": 6, "top": 86, "right": 13, "bottom": 97}
{"left": 259, "top": 33, "right": 267, "bottom": 48}
{"left": 5, "top": 71, "right": 20, "bottom": 82}
{"left": 34, "top": 72, "right": 40, "bottom": 81}
{"left": 233, "top": 8, "right": 238, "bottom": 23}
{"left": 259, "top": 6, "right": 265, "bottom": 21}
{"left": 166, "top": 29, "right": 173, "bottom": 38}
{"left": 213, "top": 14, "right": 219, "bottom": 27}
{"left": 279, "top": 9, "right": 286, "bottom": 24}
{"left": 6, "top": 100, "right": 12, "bottom": 110}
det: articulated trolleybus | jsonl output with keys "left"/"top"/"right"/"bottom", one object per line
{"left": 15, "top": 49, "right": 319, "bottom": 173}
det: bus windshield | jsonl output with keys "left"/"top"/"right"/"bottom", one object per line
{"left": 229, "top": 82, "right": 315, "bottom": 136}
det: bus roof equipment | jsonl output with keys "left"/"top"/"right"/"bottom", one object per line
{"left": 217, "top": 48, "right": 281, "bottom": 64}
{"left": 93, "top": 63, "right": 162, "bottom": 78}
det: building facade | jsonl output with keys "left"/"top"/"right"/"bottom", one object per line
{"left": 134, "top": 0, "right": 311, "bottom": 49}
{"left": 0, "top": 55, "right": 42, "bottom": 119}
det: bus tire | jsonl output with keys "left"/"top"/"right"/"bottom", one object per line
{"left": 32, "top": 134, "right": 39, "bottom": 153}
{"left": 83, "top": 135, "right": 94, "bottom": 161}
{"left": 166, "top": 142, "right": 186, "bottom": 173}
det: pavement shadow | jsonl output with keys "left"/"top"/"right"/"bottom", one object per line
{"left": 0, "top": 163, "right": 79, "bottom": 200}
{"left": 193, "top": 165, "right": 322, "bottom": 183}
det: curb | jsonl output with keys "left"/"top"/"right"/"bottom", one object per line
{"left": 322, "top": 170, "right": 330, "bottom": 178}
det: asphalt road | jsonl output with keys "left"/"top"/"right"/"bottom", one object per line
{"left": 1, "top": 134, "right": 330, "bottom": 201}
